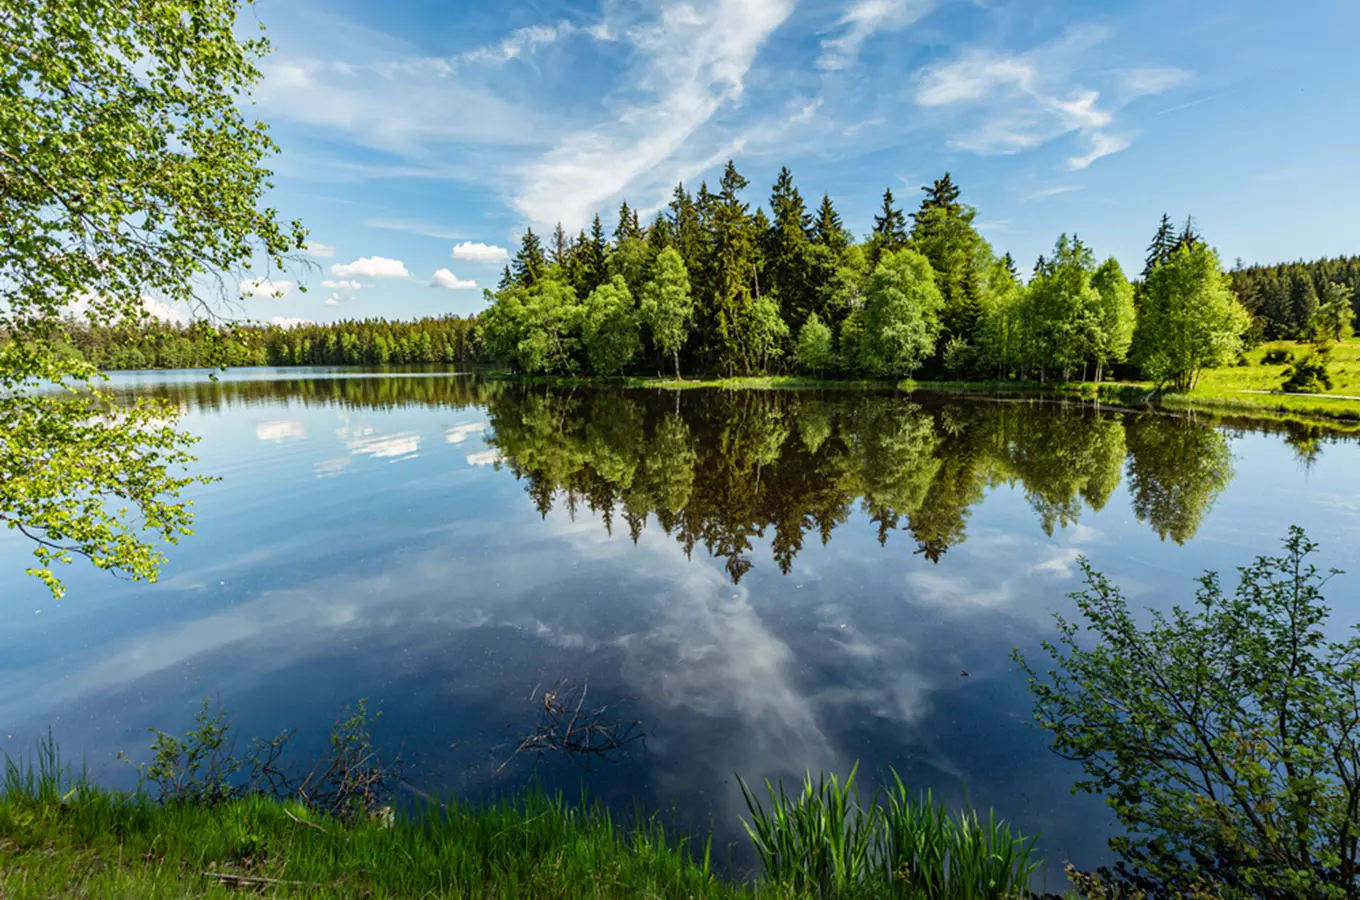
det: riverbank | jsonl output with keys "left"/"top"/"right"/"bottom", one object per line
{"left": 491, "top": 339, "right": 1360, "bottom": 433}
{"left": 0, "top": 782, "right": 764, "bottom": 899}
{"left": 0, "top": 745, "right": 1048, "bottom": 899}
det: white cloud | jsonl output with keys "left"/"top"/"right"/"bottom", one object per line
{"left": 349, "top": 432, "right": 421, "bottom": 461}
{"left": 819, "top": 0, "right": 935, "bottom": 71}
{"left": 271, "top": 316, "right": 314, "bottom": 329}
{"left": 913, "top": 25, "right": 1180, "bottom": 169}
{"left": 324, "top": 294, "right": 342, "bottom": 306}
{"left": 1026, "top": 184, "right": 1086, "bottom": 199}
{"left": 466, "top": 449, "right": 503, "bottom": 466}
{"left": 432, "top": 268, "right": 478, "bottom": 290}
{"left": 306, "top": 241, "right": 335, "bottom": 258}
{"left": 1067, "top": 132, "right": 1132, "bottom": 171}
{"left": 255, "top": 420, "right": 307, "bottom": 442}
{"left": 329, "top": 256, "right": 410, "bottom": 278}
{"left": 68, "top": 294, "right": 190, "bottom": 326}
{"left": 511, "top": 0, "right": 796, "bottom": 229}
{"left": 240, "top": 278, "right": 295, "bottom": 299}
{"left": 458, "top": 20, "right": 609, "bottom": 66}
{"left": 321, "top": 280, "right": 371, "bottom": 291}
{"left": 1115, "top": 67, "right": 1192, "bottom": 102}
{"left": 451, "top": 242, "right": 509, "bottom": 262}
{"left": 445, "top": 422, "right": 488, "bottom": 444}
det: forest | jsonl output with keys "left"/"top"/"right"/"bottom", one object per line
{"left": 37, "top": 167, "right": 1357, "bottom": 391}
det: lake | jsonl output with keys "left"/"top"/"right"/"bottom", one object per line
{"left": 3, "top": 368, "right": 1359, "bottom": 885}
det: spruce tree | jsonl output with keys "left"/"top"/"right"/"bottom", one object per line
{"left": 512, "top": 227, "right": 547, "bottom": 287}
{"left": 1002, "top": 252, "right": 1019, "bottom": 281}
{"left": 615, "top": 201, "right": 642, "bottom": 243}
{"left": 915, "top": 172, "right": 964, "bottom": 219}
{"left": 550, "top": 223, "right": 570, "bottom": 268}
{"left": 1143, "top": 214, "right": 1176, "bottom": 278}
{"left": 766, "top": 167, "right": 814, "bottom": 329}
{"left": 869, "top": 188, "right": 908, "bottom": 266}
{"left": 813, "top": 194, "right": 848, "bottom": 253}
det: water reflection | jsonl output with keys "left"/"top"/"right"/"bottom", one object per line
{"left": 14, "top": 371, "right": 1356, "bottom": 885}
{"left": 124, "top": 375, "right": 1244, "bottom": 583}
{"left": 483, "top": 388, "right": 1233, "bottom": 581}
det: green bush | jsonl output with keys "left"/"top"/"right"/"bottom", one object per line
{"left": 1017, "top": 528, "right": 1360, "bottom": 896}
{"left": 1282, "top": 349, "right": 1333, "bottom": 393}
{"left": 1261, "top": 347, "right": 1294, "bottom": 365}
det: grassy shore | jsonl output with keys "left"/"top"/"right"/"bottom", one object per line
{"left": 0, "top": 741, "right": 1049, "bottom": 899}
{"left": 0, "top": 782, "right": 765, "bottom": 899}
{"left": 492, "top": 339, "right": 1360, "bottom": 432}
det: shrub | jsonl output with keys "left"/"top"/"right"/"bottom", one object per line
{"left": 1282, "top": 349, "right": 1333, "bottom": 393}
{"left": 1261, "top": 347, "right": 1293, "bottom": 365}
{"left": 1017, "top": 528, "right": 1360, "bottom": 895}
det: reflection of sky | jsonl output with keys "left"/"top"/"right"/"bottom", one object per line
{"left": 4, "top": 372, "right": 1360, "bottom": 886}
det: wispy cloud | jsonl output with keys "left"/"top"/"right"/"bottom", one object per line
{"left": 1025, "top": 184, "right": 1087, "bottom": 199}
{"left": 305, "top": 242, "right": 335, "bottom": 258}
{"left": 1156, "top": 94, "right": 1217, "bottom": 116}
{"left": 819, "top": 0, "right": 936, "bottom": 71}
{"left": 914, "top": 25, "right": 1186, "bottom": 169}
{"left": 1067, "top": 131, "right": 1131, "bottom": 171}
{"left": 365, "top": 219, "right": 466, "bottom": 240}
{"left": 511, "top": 0, "right": 796, "bottom": 229}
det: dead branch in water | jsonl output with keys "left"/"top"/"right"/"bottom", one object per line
{"left": 497, "top": 679, "right": 645, "bottom": 774}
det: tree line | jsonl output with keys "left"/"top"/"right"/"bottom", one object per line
{"left": 51, "top": 315, "right": 480, "bottom": 370}
{"left": 478, "top": 167, "right": 1298, "bottom": 391}
{"left": 1228, "top": 254, "right": 1360, "bottom": 342}
{"left": 35, "top": 167, "right": 1355, "bottom": 391}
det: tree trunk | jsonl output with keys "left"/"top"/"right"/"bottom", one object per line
{"left": 673, "top": 349, "right": 681, "bottom": 381}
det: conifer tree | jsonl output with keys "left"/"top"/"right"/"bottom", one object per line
{"left": 512, "top": 228, "right": 547, "bottom": 287}
{"left": 869, "top": 188, "right": 908, "bottom": 266}
{"left": 550, "top": 223, "right": 570, "bottom": 267}
{"left": 615, "top": 201, "right": 642, "bottom": 243}
{"left": 766, "top": 167, "right": 814, "bottom": 329}
{"left": 1144, "top": 214, "right": 1176, "bottom": 278}
{"left": 813, "top": 194, "right": 848, "bottom": 253}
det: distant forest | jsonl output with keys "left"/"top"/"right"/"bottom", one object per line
{"left": 38, "top": 167, "right": 1359, "bottom": 386}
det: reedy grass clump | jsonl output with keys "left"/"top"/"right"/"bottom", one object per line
{"left": 739, "top": 765, "right": 1041, "bottom": 899}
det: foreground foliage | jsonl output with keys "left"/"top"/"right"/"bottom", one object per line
{"left": 1017, "top": 528, "right": 1360, "bottom": 896}
{"left": 0, "top": 0, "right": 305, "bottom": 595}
{"left": 739, "top": 767, "right": 1040, "bottom": 899}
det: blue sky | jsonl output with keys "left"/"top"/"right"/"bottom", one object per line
{"left": 229, "top": 0, "right": 1360, "bottom": 324}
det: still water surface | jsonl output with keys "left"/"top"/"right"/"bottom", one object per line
{"left": 4, "top": 369, "right": 1360, "bottom": 882}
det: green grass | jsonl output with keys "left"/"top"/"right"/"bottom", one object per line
{"left": 505, "top": 340, "right": 1360, "bottom": 432}
{"left": 739, "top": 766, "right": 1041, "bottom": 900}
{"left": 0, "top": 746, "right": 763, "bottom": 899}
{"left": 0, "top": 738, "right": 1057, "bottom": 899}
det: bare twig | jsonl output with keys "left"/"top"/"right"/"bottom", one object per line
{"left": 498, "top": 679, "right": 646, "bottom": 774}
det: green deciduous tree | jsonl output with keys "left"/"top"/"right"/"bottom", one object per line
{"left": 1089, "top": 258, "right": 1136, "bottom": 382}
{"left": 1, "top": 0, "right": 305, "bottom": 596}
{"left": 479, "top": 278, "right": 582, "bottom": 375}
{"left": 793, "top": 312, "right": 834, "bottom": 376}
{"left": 1132, "top": 243, "right": 1250, "bottom": 391}
{"left": 639, "top": 247, "right": 694, "bottom": 379}
{"left": 1314, "top": 282, "right": 1355, "bottom": 344}
{"left": 1017, "top": 528, "right": 1360, "bottom": 896}
{"left": 581, "top": 275, "right": 640, "bottom": 376}
{"left": 858, "top": 249, "right": 944, "bottom": 378}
